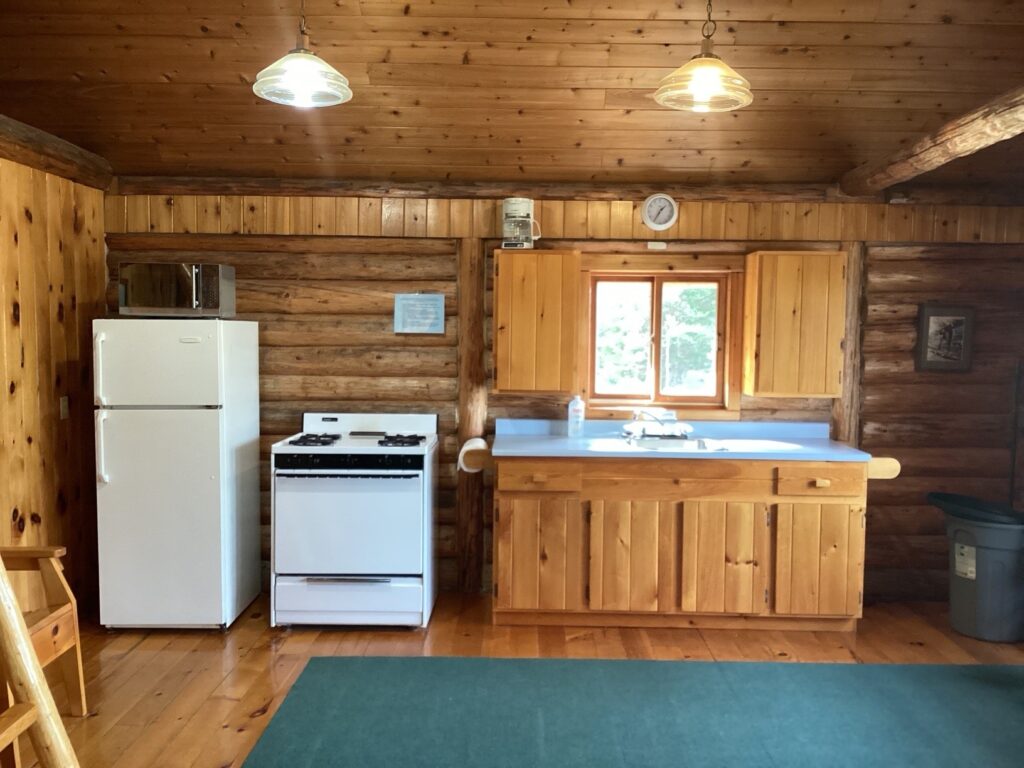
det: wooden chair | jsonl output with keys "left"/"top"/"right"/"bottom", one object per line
{"left": 0, "top": 547, "right": 85, "bottom": 768}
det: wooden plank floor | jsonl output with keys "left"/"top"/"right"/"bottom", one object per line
{"left": 41, "top": 594, "right": 1024, "bottom": 768}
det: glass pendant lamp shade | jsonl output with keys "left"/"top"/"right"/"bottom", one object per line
{"left": 654, "top": 38, "right": 752, "bottom": 113}
{"left": 253, "top": 45, "right": 352, "bottom": 108}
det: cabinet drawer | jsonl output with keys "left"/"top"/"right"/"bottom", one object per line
{"left": 776, "top": 464, "right": 866, "bottom": 497}
{"left": 497, "top": 461, "right": 582, "bottom": 492}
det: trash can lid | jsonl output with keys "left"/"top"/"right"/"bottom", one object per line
{"left": 927, "top": 492, "right": 1024, "bottom": 526}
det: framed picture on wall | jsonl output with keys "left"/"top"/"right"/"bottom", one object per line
{"left": 915, "top": 304, "right": 975, "bottom": 372}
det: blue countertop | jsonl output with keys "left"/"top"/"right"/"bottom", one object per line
{"left": 491, "top": 419, "right": 871, "bottom": 463}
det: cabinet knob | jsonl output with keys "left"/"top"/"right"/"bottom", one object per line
{"left": 813, "top": 478, "right": 832, "bottom": 488}
{"left": 531, "top": 474, "right": 548, "bottom": 484}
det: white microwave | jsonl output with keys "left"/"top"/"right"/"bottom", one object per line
{"left": 117, "top": 263, "right": 236, "bottom": 318}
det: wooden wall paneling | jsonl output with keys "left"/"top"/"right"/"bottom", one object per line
{"left": 381, "top": 197, "right": 405, "bottom": 236}
{"left": 358, "top": 198, "right": 382, "bottom": 236}
{"left": 171, "top": 195, "right": 196, "bottom": 234}
{"left": 289, "top": 197, "right": 314, "bottom": 235}
{"left": 0, "top": 161, "right": 27, "bottom": 603}
{"left": 0, "top": 159, "right": 104, "bottom": 612}
{"left": 242, "top": 193, "right": 266, "bottom": 233}
{"left": 426, "top": 199, "right": 450, "bottom": 238}
{"left": 449, "top": 199, "right": 473, "bottom": 238}
{"left": 311, "top": 197, "right": 336, "bottom": 235}
{"left": 265, "top": 196, "right": 290, "bottom": 233}
{"left": 103, "top": 195, "right": 126, "bottom": 234}
{"left": 24, "top": 169, "right": 50, "bottom": 563}
{"left": 150, "top": 195, "right": 173, "bottom": 233}
{"left": 336, "top": 197, "right": 359, "bottom": 235}
{"left": 194, "top": 195, "right": 220, "bottom": 233}
{"left": 109, "top": 195, "right": 1024, "bottom": 245}
{"left": 219, "top": 195, "right": 242, "bottom": 234}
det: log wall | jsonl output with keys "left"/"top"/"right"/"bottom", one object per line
{"left": 861, "top": 243, "right": 1024, "bottom": 600}
{"left": 0, "top": 158, "right": 105, "bottom": 612}
{"left": 104, "top": 235, "right": 462, "bottom": 589}
{"left": 104, "top": 193, "right": 1024, "bottom": 601}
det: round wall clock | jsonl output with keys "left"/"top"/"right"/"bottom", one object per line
{"left": 641, "top": 194, "right": 679, "bottom": 231}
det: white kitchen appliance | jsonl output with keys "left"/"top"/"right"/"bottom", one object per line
{"left": 501, "top": 197, "right": 541, "bottom": 249}
{"left": 93, "top": 318, "right": 260, "bottom": 628}
{"left": 270, "top": 413, "right": 439, "bottom": 628}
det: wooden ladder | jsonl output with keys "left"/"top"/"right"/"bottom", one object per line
{"left": 0, "top": 555, "right": 79, "bottom": 768}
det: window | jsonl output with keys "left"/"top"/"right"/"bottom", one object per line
{"left": 590, "top": 275, "right": 727, "bottom": 405}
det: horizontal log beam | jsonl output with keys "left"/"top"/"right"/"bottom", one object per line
{"left": 0, "top": 114, "right": 112, "bottom": 190}
{"left": 841, "top": 85, "right": 1024, "bottom": 195}
{"left": 112, "top": 176, "right": 880, "bottom": 203}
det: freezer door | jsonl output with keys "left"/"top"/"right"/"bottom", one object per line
{"left": 96, "top": 408, "right": 225, "bottom": 626}
{"left": 94, "top": 318, "right": 223, "bottom": 407}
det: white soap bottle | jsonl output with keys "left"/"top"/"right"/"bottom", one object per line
{"left": 567, "top": 395, "right": 585, "bottom": 438}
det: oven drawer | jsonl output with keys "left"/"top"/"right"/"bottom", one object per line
{"left": 274, "top": 576, "right": 424, "bottom": 626}
{"left": 274, "top": 473, "right": 424, "bottom": 575}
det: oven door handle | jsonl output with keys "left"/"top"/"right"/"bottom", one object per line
{"left": 303, "top": 576, "right": 393, "bottom": 584}
{"left": 275, "top": 473, "right": 419, "bottom": 480}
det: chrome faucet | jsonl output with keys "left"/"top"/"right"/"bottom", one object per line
{"left": 631, "top": 407, "right": 677, "bottom": 426}
{"left": 623, "top": 408, "right": 694, "bottom": 440}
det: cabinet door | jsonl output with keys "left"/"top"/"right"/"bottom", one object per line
{"left": 680, "top": 501, "right": 772, "bottom": 615}
{"left": 494, "top": 249, "right": 581, "bottom": 393}
{"left": 588, "top": 499, "right": 677, "bottom": 612}
{"left": 775, "top": 503, "right": 865, "bottom": 617}
{"left": 743, "top": 251, "right": 846, "bottom": 397}
{"left": 494, "top": 495, "right": 587, "bottom": 610}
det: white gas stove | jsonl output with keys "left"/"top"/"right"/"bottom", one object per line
{"left": 270, "top": 413, "right": 438, "bottom": 628}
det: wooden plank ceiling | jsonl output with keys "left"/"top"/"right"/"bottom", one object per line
{"left": 0, "top": 0, "right": 1022, "bottom": 185}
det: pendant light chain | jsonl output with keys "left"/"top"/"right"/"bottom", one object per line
{"left": 300, "top": 0, "right": 307, "bottom": 36}
{"left": 701, "top": 0, "right": 717, "bottom": 40}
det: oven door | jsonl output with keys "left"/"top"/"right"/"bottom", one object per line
{"left": 274, "top": 472, "right": 424, "bottom": 575}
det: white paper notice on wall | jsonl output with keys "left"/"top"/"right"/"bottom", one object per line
{"left": 954, "top": 543, "right": 977, "bottom": 580}
{"left": 394, "top": 293, "right": 446, "bottom": 335}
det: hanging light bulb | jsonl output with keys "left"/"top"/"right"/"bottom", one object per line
{"left": 654, "top": 0, "right": 752, "bottom": 113}
{"left": 253, "top": 0, "right": 352, "bottom": 108}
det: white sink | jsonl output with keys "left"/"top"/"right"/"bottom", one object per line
{"left": 632, "top": 438, "right": 708, "bottom": 452}
{"left": 704, "top": 438, "right": 801, "bottom": 452}
{"left": 632, "top": 437, "right": 801, "bottom": 453}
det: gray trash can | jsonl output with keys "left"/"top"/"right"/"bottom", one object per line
{"left": 928, "top": 493, "right": 1024, "bottom": 643}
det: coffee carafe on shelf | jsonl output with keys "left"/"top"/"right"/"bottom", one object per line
{"left": 501, "top": 197, "right": 542, "bottom": 249}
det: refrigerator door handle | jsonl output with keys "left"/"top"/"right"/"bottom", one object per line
{"left": 94, "top": 331, "right": 107, "bottom": 405}
{"left": 96, "top": 411, "right": 110, "bottom": 484}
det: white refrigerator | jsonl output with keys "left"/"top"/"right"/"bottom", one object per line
{"left": 94, "top": 318, "right": 261, "bottom": 628}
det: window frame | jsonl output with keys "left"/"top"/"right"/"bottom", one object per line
{"left": 588, "top": 272, "right": 730, "bottom": 408}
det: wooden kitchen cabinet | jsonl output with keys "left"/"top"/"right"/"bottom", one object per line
{"left": 493, "top": 457, "right": 869, "bottom": 631}
{"left": 743, "top": 250, "right": 847, "bottom": 398}
{"left": 493, "top": 249, "right": 581, "bottom": 393}
{"left": 494, "top": 495, "right": 588, "bottom": 611}
{"left": 774, "top": 502, "right": 866, "bottom": 617}
{"left": 679, "top": 501, "right": 772, "bottom": 616}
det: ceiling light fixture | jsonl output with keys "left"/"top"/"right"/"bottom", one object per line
{"left": 654, "top": 0, "right": 752, "bottom": 113}
{"left": 253, "top": 0, "right": 352, "bottom": 109}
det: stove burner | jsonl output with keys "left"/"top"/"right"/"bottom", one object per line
{"left": 378, "top": 434, "right": 426, "bottom": 447}
{"left": 289, "top": 433, "right": 341, "bottom": 447}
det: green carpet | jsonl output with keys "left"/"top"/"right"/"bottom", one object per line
{"left": 244, "top": 657, "right": 1024, "bottom": 767}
